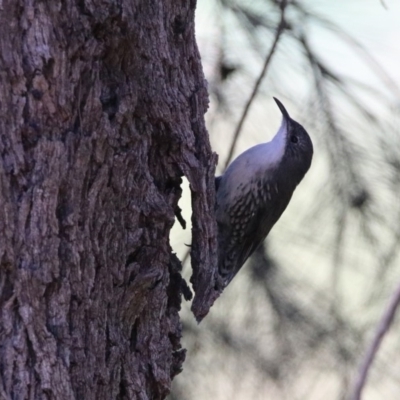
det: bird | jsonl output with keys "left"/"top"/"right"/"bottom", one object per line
{"left": 215, "top": 97, "right": 313, "bottom": 290}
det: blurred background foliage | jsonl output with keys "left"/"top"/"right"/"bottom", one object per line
{"left": 170, "top": 0, "right": 400, "bottom": 399}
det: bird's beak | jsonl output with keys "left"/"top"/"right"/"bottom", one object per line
{"left": 273, "top": 97, "right": 290, "bottom": 121}
{"left": 270, "top": 98, "right": 290, "bottom": 152}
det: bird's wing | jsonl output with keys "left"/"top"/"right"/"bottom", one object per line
{"left": 218, "top": 206, "right": 272, "bottom": 284}
{"left": 217, "top": 182, "right": 294, "bottom": 287}
{"left": 234, "top": 209, "right": 273, "bottom": 269}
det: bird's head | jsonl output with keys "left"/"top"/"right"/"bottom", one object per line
{"left": 271, "top": 97, "right": 313, "bottom": 185}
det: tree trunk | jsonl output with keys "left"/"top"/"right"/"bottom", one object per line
{"left": 0, "top": 1, "right": 217, "bottom": 399}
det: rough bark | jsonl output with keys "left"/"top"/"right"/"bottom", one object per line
{"left": 0, "top": 1, "right": 217, "bottom": 399}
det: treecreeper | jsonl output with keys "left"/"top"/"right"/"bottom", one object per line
{"left": 192, "top": 98, "right": 313, "bottom": 321}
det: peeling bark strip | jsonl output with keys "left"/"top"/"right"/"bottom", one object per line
{"left": 0, "top": 1, "right": 217, "bottom": 399}
{"left": 188, "top": 147, "right": 220, "bottom": 322}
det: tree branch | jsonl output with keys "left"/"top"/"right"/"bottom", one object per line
{"left": 350, "top": 278, "right": 400, "bottom": 400}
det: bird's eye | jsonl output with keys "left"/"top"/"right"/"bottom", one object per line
{"left": 290, "top": 135, "right": 298, "bottom": 144}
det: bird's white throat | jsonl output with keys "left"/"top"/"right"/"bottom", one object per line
{"left": 264, "top": 117, "right": 287, "bottom": 167}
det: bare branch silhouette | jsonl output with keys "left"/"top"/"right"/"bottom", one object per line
{"left": 350, "top": 279, "right": 400, "bottom": 400}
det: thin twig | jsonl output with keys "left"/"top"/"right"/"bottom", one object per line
{"left": 350, "top": 279, "right": 400, "bottom": 400}
{"left": 224, "top": 1, "right": 288, "bottom": 169}
{"left": 379, "top": 0, "right": 388, "bottom": 10}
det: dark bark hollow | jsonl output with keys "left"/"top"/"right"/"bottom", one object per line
{"left": 0, "top": 1, "right": 217, "bottom": 399}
